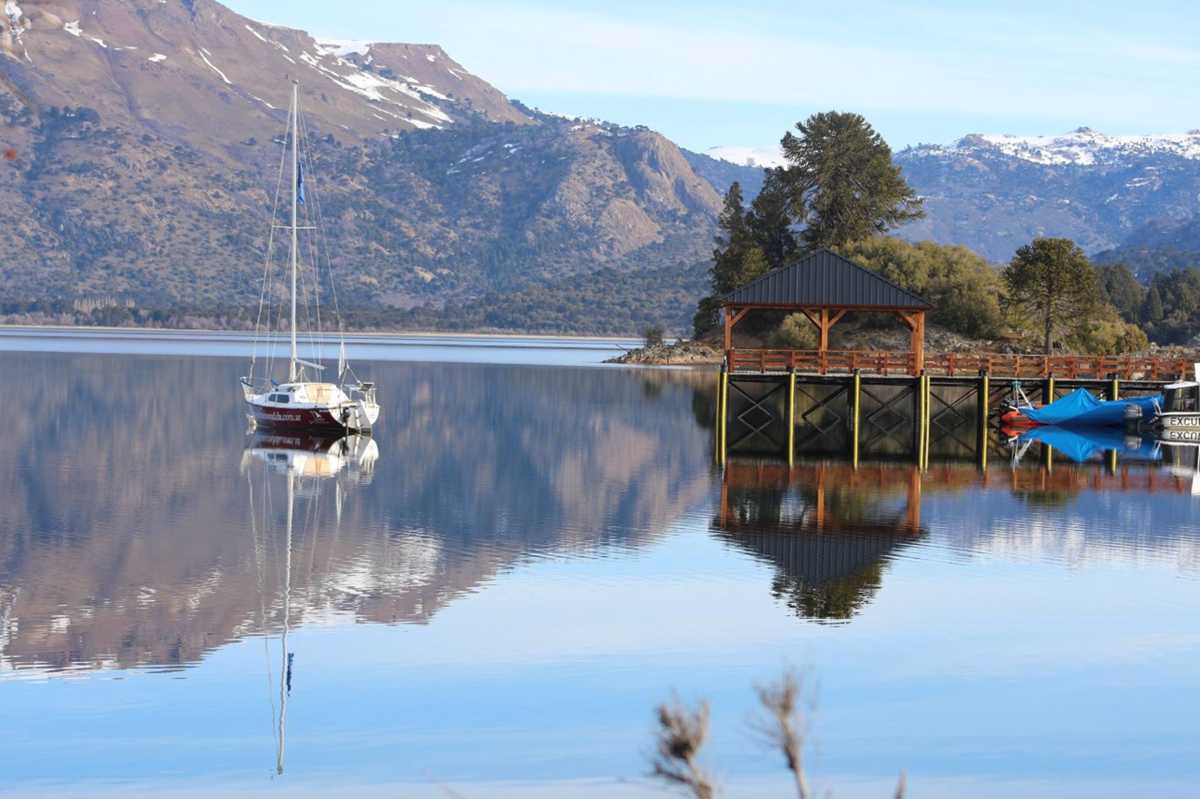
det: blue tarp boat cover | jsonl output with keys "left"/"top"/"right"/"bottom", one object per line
{"left": 1017, "top": 426, "right": 1161, "bottom": 463}
{"left": 1021, "top": 388, "right": 1161, "bottom": 427}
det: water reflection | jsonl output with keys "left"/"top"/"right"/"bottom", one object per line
{"left": 713, "top": 460, "right": 924, "bottom": 622}
{"left": 3, "top": 349, "right": 1200, "bottom": 796}
{"left": 242, "top": 431, "right": 379, "bottom": 776}
{"left": 713, "top": 441, "right": 1200, "bottom": 622}
{"left": 0, "top": 353, "right": 711, "bottom": 676}
{"left": 2, "top": 352, "right": 1199, "bottom": 678}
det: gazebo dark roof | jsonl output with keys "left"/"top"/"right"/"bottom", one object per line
{"left": 721, "top": 249, "right": 931, "bottom": 310}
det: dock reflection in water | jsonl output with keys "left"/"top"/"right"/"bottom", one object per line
{"left": 714, "top": 460, "right": 925, "bottom": 622}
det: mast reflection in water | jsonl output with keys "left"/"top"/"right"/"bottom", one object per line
{"left": 242, "top": 431, "right": 379, "bottom": 776}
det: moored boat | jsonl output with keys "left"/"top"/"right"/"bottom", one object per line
{"left": 1000, "top": 386, "right": 1160, "bottom": 429}
{"left": 240, "top": 82, "right": 380, "bottom": 433}
{"left": 1147, "top": 367, "right": 1200, "bottom": 443}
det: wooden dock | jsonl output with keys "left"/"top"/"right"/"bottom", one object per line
{"left": 728, "top": 349, "right": 1193, "bottom": 381}
{"left": 715, "top": 348, "right": 1192, "bottom": 467}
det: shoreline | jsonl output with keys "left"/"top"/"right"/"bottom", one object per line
{"left": 0, "top": 324, "right": 643, "bottom": 345}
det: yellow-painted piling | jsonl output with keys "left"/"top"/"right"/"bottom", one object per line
{"left": 1109, "top": 375, "right": 1120, "bottom": 401}
{"left": 978, "top": 370, "right": 990, "bottom": 471}
{"left": 922, "top": 374, "right": 932, "bottom": 470}
{"left": 914, "top": 373, "right": 929, "bottom": 466}
{"left": 719, "top": 367, "right": 728, "bottom": 465}
{"left": 851, "top": 370, "right": 861, "bottom": 469}
{"left": 714, "top": 371, "right": 722, "bottom": 463}
{"left": 1045, "top": 374, "right": 1055, "bottom": 405}
{"left": 786, "top": 369, "right": 796, "bottom": 466}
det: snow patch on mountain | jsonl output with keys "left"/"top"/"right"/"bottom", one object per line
{"left": 704, "top": 145, "right": 785, "bottom": 169}
{"left": 315, "top": 38, "right": 371, "bottom": 58}
{"left": 297, "top": 48, "right": 451, "bottom": 127}
{"left": 906, "top": 128, "right": 1200, "bottom": 166}
{"left": 198, "top": 48, "right": 231, "bottom": 85}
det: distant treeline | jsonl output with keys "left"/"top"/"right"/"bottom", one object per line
{"left": 0, "top": 262, "right": 705, "bottom": 336}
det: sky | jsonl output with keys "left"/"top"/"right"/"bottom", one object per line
{"left": 225, "top": 0, "right": 1200, "bottom": 155}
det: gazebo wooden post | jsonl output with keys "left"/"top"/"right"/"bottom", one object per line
{"left": 895, "top": 309, "right": 926, "bottom": 375}
{"left": 723, "top": 305, "right": 752, "bottom": 358}
{"left": 912, "top": 310, "right": 925, "bottom": 374}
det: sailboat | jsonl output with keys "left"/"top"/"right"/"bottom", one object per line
{"left": 241, "top": 82, "right": 380, "bottom": 433}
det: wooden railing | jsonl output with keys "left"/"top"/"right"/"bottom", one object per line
{"left": 727, "top": 349, "right": 1194, "bottom": 381}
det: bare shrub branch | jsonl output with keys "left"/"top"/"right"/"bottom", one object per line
{"left": 649, "top": 697, "right": 717, "bottom": 799}
{"left": 754, "top": 671, "right": 809, "bottom": 799}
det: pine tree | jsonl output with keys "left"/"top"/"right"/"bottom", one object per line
{"left": 1143, "top": 283, "right": 1165, "bottom": 324}
{"left": 695, "top": 183, "right": 757, "bottom": 335}
{"left": 710, "top": 182, "right": 753, "bottom": 295}
{"left": 747, "top": 169, "right": 797, "bottom": 270}
{"left": 1003, "top": 238, "right": 1102, "bottom": 354}
{"left": 779, "top": 111, "right": 923, "bottom": 250}
{"left": 736, "top": 246, "right": 770, "bottom": 287}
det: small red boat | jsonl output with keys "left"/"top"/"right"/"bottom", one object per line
{"left": 999, "top": 404, "right": 1041, "bottom": 428}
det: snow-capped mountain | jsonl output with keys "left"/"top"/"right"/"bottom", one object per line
{"left": 704, "top": 145, "right": 785, "bottom": 169}
{"left": 911, "top": 128, "right": 1200, "bottom": 167}
{"left": 896, "top": 128, "right": 1200, "bottom": 263}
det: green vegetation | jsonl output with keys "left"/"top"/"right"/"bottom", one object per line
{"left": 836, "top": 237, "right": 1004, "bottom": 338}
{"left": 695, "top": 110, "right": 928, "bottom": 340}
{"left": 643, "top": 325, "right": 666, "bottom": 348}
{"left": 770, "top": 313, "right": 818, "bottom": 349}
{"left": 1098, "top": 263, "right": 1145, "bottom": 321}
{"left": 1002, "top": 238, "right": 1144, "bottom": 354}
{"left": 688, "top": 110, "right": 1177, "bottom": 356}
{"left": 780, "top": 111, "right": 923, "bottom": 250}
{"left": 1093, "top": 261, "right": 1200, "bottom": 345}
{"left": 693, "top": 179, "right": 795, "bottom": 336}
{"left": 1134, "top": 268, "right": 1200, "bottom": 345}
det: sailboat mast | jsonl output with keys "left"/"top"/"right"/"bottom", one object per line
{"left": 289, "top": 82, "right": 299, "bottom": 383}
{"left": 277, "top": 469, "right": 293, "bottom": 776}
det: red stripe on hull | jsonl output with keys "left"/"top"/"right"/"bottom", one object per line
{"left": 248, "top": 403, "right": 346, "bottom": 430}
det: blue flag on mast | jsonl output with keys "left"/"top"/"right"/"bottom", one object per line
{"left": 297, "top": 161, "right": 306, "bottom": 205}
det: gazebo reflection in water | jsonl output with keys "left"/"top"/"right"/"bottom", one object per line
{"left": 714, "top": 459, "right": 928, "bottom": 622}
{"left": 713, "top": 446, "right": 1200, "bottom": 622}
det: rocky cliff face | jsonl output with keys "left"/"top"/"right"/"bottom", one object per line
{"left": 0, "top": 0, "right": 723, "bottom": 328}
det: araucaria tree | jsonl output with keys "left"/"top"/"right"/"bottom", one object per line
{"left": 1003, "top": 238, "right": 1102, "bottom": 354}
{"left": 780, "top": 111, "right": 924, "bottom": 249}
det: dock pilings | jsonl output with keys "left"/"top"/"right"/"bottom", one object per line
{"left": 717, "top": 365, "right": 1159, "bottom": 468}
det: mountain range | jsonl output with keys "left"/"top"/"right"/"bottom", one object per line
{"left": 0, "top": 1, "right": 1197, "bottom": 333}
{"left": 0, "top": 0, "right": 735, "bottom": 332}
{"left": 893, "top": 129, "right": 1200, "bottom": 270}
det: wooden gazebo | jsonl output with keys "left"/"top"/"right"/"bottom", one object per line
{"left": 720, "top": 249, "right": 933, "bottom": 374}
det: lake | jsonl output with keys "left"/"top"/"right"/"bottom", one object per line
{"left": 1, "top": 332, "right": 1198, "bottom": 799}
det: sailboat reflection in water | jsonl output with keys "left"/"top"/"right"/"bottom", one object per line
{"left": 240, "top": 431, "right": 379, "bottom": 775}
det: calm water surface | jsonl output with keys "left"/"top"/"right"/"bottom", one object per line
{"left": 1, "top": 333, "right": 1198, "bottom": 798}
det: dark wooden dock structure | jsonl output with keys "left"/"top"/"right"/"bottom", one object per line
{"left": 714, "top": 250, "right": 1194, "bottom": 465}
